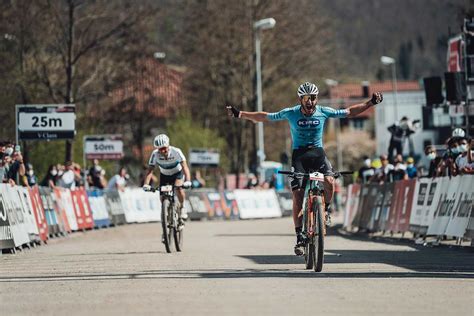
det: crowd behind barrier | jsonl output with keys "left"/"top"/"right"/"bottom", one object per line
{"left": 0, "top": 183, "right": 289, "bottom": 253}
{"left": 343, "top": 175, "right": 474, "bottom": 243}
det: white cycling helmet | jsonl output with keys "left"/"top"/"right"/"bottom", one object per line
{"left": 452, "top": 128, "right": 465, "bottom": 138}
{"left": 297, "top": 82, "right": 319, "bottom": 98}
{"left": 153, "top": 134, "right": 170, "bottom": 148}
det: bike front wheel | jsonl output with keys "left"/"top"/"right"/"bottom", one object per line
{"left": 173, "top": 210, "right": 183, "bottom": 252}
{"left": 161, "top": 199, "right": 173, "bottom": 253}
{"left": 313, "top": 195, "right": 325, "bottom": 272}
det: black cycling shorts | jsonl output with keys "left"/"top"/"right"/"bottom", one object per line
{"left": 159, "top": 170, "right": 184, "bottom": 187}
{"left": 290, "top": 147, "right": 333, "bottom": 190}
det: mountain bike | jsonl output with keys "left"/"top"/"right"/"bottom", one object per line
{"left": 149, "top": 184, "right": 187, "bottom": 253}
{"left": 278, "top": 170, "right": 351, "bottom": 272}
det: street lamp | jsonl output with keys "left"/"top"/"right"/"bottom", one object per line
{"left": 380, "top": 55, "right": 399, "bottom": 120}
{"left": 254, "top": 17, "right": 275, "bottom": 182}
{"left": 325, "top": 78, "right": 343, "bottom": 172}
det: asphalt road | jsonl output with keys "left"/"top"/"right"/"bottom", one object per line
{"left": 1, "top": 216, "right": 473, "bottom": 315}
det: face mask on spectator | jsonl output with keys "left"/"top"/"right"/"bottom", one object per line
{"left": 28, "top": 170, "right": 34, "bottom": 176}
{"left": 364, "top": 159, "right": 371, "bottom": 167}
{"left": 427, "top": 152, "right": 436, "bottom": 160}
{"left": 459, "top": 144, "right": 468, "bottom": 153}
{"left": 407, "top": 164, "right": 414, "bottom": 168}
{"left": 100, "top": 169, "right": 106, "bottom": 176}
{"left": 450, "top": 146, "right": 459, "bottom": 154}
{"left": 51, "top": 169, "right": 57, "bottom": 176}
{"left": 5, "top": 147, "right": 13, "bottom": 156}
{"left": 58, "top": 170, "right": 64, "bottom": 176}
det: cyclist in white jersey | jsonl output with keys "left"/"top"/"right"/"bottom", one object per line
{"left": 143, "top": 134, "right": 192, "bottom": 221}
{"left": 227, "top": 82, "right": 383, "bottom": 255}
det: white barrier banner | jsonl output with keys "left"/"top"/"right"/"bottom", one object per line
{"left": 88, "top": 195, "right": 109, "bottom": 222}
{"left": 419, "top": 177, "right": 443, "bottom": 232}
{"left": 409, "top": 178, "right": 430, "bottom": 230}
{"left": 427, "top": 177, "right": 461, "bottom": 236}
{"left": 234, "top": 189, "right": 282, "bottom": 219}
{"left": 16, "top": 187, "right": 39, "bottom": 239}
{"left": 119, "top": 188, "right": 161, "bottom": 223}
{"left": 445, "top": 175, "right": 474, "bottom": 237}
{"left": 0, "top": 185, "right": 30, "bottom": 247}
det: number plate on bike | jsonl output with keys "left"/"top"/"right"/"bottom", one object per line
{"left": 160, "top": 185, "right": 173, "bottom": 192}
{"left": 309, "top": 172, "right": 324, "bottom": 182}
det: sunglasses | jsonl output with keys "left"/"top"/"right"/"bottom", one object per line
{"left": 301, "top": 95, "right": 317, "bottom": 102}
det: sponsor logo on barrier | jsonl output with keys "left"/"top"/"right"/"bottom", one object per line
{"left": 0, "top": 225, "right": 13, "bottom": 241}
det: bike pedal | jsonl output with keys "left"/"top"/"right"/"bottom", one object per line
{"left": 294, "top": 246, "right": 304, "bottom": 256}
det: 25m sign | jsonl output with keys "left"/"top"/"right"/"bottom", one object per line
{"left": 16, "top": 105, "right": 76, "bottom": 140}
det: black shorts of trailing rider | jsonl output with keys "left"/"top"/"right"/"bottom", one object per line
{"left": 291, "top": 146, "right": 333, "bottom": 190}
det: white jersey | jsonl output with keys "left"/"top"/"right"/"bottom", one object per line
{"left": 148, "top": 146, "right": 186, "bottom": 176}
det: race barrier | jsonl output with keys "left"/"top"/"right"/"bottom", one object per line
{"left": 343, "top": 175, "right": 474, "bottom": 241}
{"left": 0, "top": 184, "right": 291, "bottom": 252}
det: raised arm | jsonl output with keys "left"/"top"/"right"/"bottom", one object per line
{"left": 346, "top": 92, "right": 383, "bottom": 118}
{"left": 226, "top": 105, "right": 269, "bottom": 123}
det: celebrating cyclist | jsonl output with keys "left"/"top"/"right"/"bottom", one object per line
{"left": 143, "top": 134, "right": 192, "bottom": 222}
{"left": 227, "top": 82, "right": 383, "bottom": 255}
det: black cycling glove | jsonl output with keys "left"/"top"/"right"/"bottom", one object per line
{"left": 371, "top": 92, "right": 383, "bottom": 105}
{"left": 226, "top": 105, "right": 241, "bottom": 118}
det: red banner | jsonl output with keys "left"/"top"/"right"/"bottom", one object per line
{"left": 394, "top": 179, "right": 416, "bottom": 233}
{"left": 28, "top": 186, "right": 48, "bottom": 242}
{"left": 71, "top": 188, "right": 94, "bottom": 230}
{"left": 447, "top": 35, "right": 463, "bottom": 72}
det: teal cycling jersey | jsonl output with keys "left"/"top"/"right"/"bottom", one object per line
{"left": 267, "top": 104, "right": 348, "bottom": 149}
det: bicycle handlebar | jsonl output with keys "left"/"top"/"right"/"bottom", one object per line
{"left": 148, "top": 185, "right": 190, "bottom": 193}
{"left": 277, "top": 170, "right": 354, "bottom": 179}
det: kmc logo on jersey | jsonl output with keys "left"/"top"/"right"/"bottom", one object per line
{"left": 297, "top": 118, "right": 320, "bottom": 127}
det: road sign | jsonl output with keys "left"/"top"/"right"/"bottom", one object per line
{"left": 84, "top": 135, "right": 124, "bottom": 160}
{"left": 16, "top": 104, "right": 76, "bottom": 140}
{"left": 189, "top": 148, "right": 220, "bottom": 167}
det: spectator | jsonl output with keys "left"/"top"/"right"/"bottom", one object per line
{"left": 58, "top": 161, "right": 79, "bottom": 189}
{"left": 107, "top": 167, "right": 128, "bottom": 191}
{"left": 87, "top": 159, "right": 107, "bottom": 189}
{"left": 454, "top": 137, "right": 474, "bottom": 175}
{"left": 388, "top": 154, "right": 408, "bottom": 181}
{"left": 372, "top": 154, "right": 394, "bottom": 183}
{"left": 357, "top": 156, "right": 375, "bottom": 183}
{"left": 405, "top": 157, "right": 418, "bottom": 179}
{"left": 424, "top": 145, "right": 442, "bottom": 178}
{"left": 387, "top": 121, "right": 404, "bottom": 161}
{"left": 400, "top": 116, "right": 420, "bottom": 157}
{"left": 25, "top": 163, "right": 38, "bottom": 187}
{"left": 246, "top": 173, "right": 259, "bottom": 189}
{"left": 191, "top": 170, "right": 206, "bottom": 188}
{"left": 73, "top": 163, "right": 85, "bottom": 187}
{"left": 40, "top": 164, "right": 58, "bottom": 188}
{"left": 5, "top": 144, "right": 25, "bottom": 185}
{"left": 439, "top": 137, "right": 461, "bottom": 177}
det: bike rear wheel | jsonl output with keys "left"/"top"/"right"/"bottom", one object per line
{"left": 161, "top": 199, "right": 173, "bottom": 253}
{"left": 313, "top": 196, "right": 325, "bottom": 272}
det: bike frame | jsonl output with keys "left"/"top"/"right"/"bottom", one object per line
{"left": 302, "top": 172, "right": 325, "bottom": 238}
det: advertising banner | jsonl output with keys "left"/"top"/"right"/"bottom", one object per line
{"left": 223, "top": 191, "right": 240, "bottom": 219}
{"left": 277, "top": 191, "right": 293, "bottom": 218}
{"left": 445, "top": 175, "right": 474, "bottom": 237}
{"left": 427, "top": 177, "right": 459, "bottom": 236}
{"left": 409, "top": 178, "right": 430, "bottom": 234}
{"left": 14, "top": 187, "right": 39, "bottom": 242}
{"left": 0, "top": 186, "right": 15, "bottom": 249}
{"left": 28, "top": 187, "right": 48, "bottom": 241}
{"left": 394, "top": 179, "right": 416, "bottom": 233}
{"left": 343, "top": 184, "right": 361, "bottom": 229}
{"left": 104, "top": 190, "right": 126, "bottom": 225}
{"left": 54, "top": 187, "right": 78, "bottom": 231}
{"left": 39, "top": 186, "right": 60, "bottom": 235}
{"left": 233, "top": 189, "right": 282, "bottom": 219}
{"left": 0, "top": 184, "right": 29, "bottom": 247}
{"left": 87, "top": 190, "right": 111, "bottom": 227}
{"left": 358, "top": 184, "right": 379, "bottom": 230}
{"left": 419, "top": 177, "right": 442, "bottom": 235}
